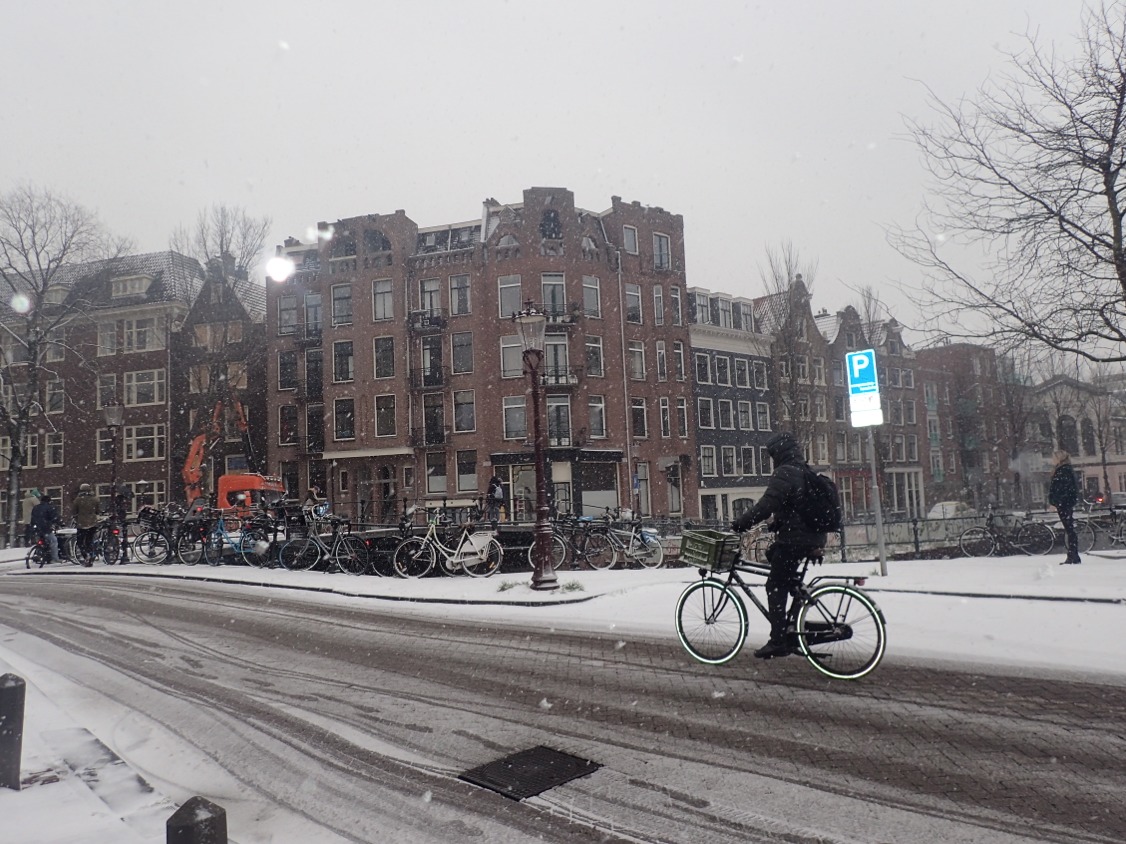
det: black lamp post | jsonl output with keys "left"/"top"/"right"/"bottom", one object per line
{"left": 103, "top": 403, "right": 123, "bottom": 538}
{"left": 512, "top": 305, "right": 558, "bottom": 591}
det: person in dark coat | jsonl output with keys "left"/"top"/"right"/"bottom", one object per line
{"left": 30, "top": 493, "right": 62, "bottom": 563}
{"left": 1048, "top": 450, "right": 1082, "bottom": 565}
{"left": 485, "top": 474, "right": 504, "bottom": 523}
{"left": 732, "top": 432, "right": 827, "bottom": 658}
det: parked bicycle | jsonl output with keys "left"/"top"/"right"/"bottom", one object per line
{"left": 278, "top": 515, "right": 369, "bottom": 574}
{"left": 958, "top": 507, "right": 1055, "bottom": 557}
{"left": 392, "top": 514, "right": 502, "bottom": 578}
{"left": 594, "top": 507, "right": 665, "bottom": 569}
{"left": 675, "top": 525, "right": 887, "bottom": 681}
{"left": 525, "top": 513, "right": 612, "bottom": 570}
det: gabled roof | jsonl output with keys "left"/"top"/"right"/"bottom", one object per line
{"left": 55, "top": 250, "right": 205, "bottom": 307}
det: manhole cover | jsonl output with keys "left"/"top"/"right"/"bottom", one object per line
{"left": 460, "top": 745, "right": 601, "bottom": 800}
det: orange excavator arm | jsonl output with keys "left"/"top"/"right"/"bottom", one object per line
{"left": 182, "top": 402, "right": 224, "bottom": 504}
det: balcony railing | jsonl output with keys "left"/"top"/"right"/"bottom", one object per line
{"left": 408, "top": 309, "right": 447, "bottom": 332}
{"left": 408, "top": 367, "right": 448, "bottom": 390}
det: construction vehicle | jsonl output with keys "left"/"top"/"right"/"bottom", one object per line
{"left": 182, "top": 395, "right": 285, "bottom": 512}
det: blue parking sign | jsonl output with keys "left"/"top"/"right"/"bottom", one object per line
{"left": 846, "top": 349, "right": 878, "bottom": 395}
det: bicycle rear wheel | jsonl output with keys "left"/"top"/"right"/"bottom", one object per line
{"left": 333, "top": 534, "right": 370, "bottom": 575}
{"left": 25, "top": 543, "right": 49, "bottom": 569}
{"left": 583, "top": 531, "right": 616, "bottom": 570}
{"left": 239, "top": 527, "right": 275, "bottom": 568}
{"left": 175, "top": 530, "right": 204, "bottom": 565}
{"left": 1014, "top": 522, "right": 1054, "bottom": 556}
{"left": 959, "top": 526, "right": 994, "bottom": 558}
{"left": 392, "top": 537, "right": 435, "bottom": 578}
{"left": 796, "top": 584, "right": 886, "bottom": 680}
{"left": 1074, "top": 520, "right": 1096, "bottom": 554}
{"left": 630, "top": 532, "right": 665, "bottom": 568}
{"left": 463, "top": 537, "right": 503, "bottom": 577}
{"left": 525, "top": 534, "right": 568, "bottom": 569}
{"left": 675, "top": 579, "right": 748, "bottom": 664}
{"left": 279, "top": 537, "right": 322, "bottom": 571}
{"left": 133, "top": 530, "right": 170, "bottom": 564}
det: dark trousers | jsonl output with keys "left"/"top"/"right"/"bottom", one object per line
{"left": 77, "top": 526, "right": 96, "bottom": 558}
{"left": 1056, "top": 504, "right": 1081, "bottom": 562}
{"left": 764, "top": 543, "right": 814, "bottom": 639}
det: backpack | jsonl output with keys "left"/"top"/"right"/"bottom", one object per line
{"left": 492, "top": 483, "right": 504, "bottom": 501}
{"left": 797, "top": 466, "right": 843, "bottom": 533}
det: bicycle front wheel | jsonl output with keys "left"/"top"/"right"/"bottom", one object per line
{"left": 202, "top": 529, "right": 227, "bottom": 566}
{"left": 1014, "top": 522, "right": 1054, "bottom": 556}
{"left": 630, "top": 532, "right": 665, "bottom": 568}
{"left": 279, "top": 537, "right": 322, "bottom": 571}
{"left": 239, "top": 527, "right": 275, "bottom": 568}
{"left": 333, "top": 534, "right": 370, "bottom": 576}
{"left": 392, "top": 537, "right": 435, "bottom": 578}
{"left": 175, "top": 530, "right": 204, "bottom": 565}
{"left": 959, "top": 526, "right": 994, "bottom": 558}
{"left": 133, "top": 530, "right": 170, "bottom": 564}
{"left": 796, "top": 584, "right": 886, "bottom": 680}
{"left": 675, "top": 579, "right": 748, "bottom": 664}
{"left": 463, "top": 537, "right": 503, "bottom": 577}
{"left": 582, "top": 531, "right": 616, "bottom": 570}
{"left": 525, "top": 534, "right": 568, "bottom": 569}
{"left": 25, "top": 544, "right": 48, "bottom": 569}
{"left": 1074, "top": 520, "right": 1096, "bottom": 554}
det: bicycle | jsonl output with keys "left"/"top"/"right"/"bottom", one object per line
{"left": 132, "top": 504, "right": 186, "bottom": 565}
{"left": 675, "top": 526, "right": 887, "bottom": 680}
{"left": 958, "top": 506, "right": 1055, "bottom": 557}
{"left": 592, "top": 507, "right": 665, "bottom": 569}
{"left": 277, "top": 515, "right": 369, "bottom": 574}
{"left": 176, "top": 508, "right": 270, "bottom": 567}
{"left": 392, "top": 515, "right": 503, "bottom": 578}
{"left": 25, "top": 527, "right": 85, "bottom": 568}
{"left": 524, "top": 513, "right": 611, "bottom": 570}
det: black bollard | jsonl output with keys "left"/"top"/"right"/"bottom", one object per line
{"left": 0, "top": 673, "right": 26, "bottom": 791}
{"left": 167, "top": 795, "right": 228, "bottom": 844}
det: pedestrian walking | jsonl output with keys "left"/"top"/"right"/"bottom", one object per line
{"left": 1049, "top": 450, "right": 1082, "bottom": 565}
{"left": 73, "top": 483, "right": 99, "bottom": 565}
{"left": 485, "top": 474, "right": 504, "bottom": 523}
{"left": 22, "top": 487, "right": 39, "bottom": 547}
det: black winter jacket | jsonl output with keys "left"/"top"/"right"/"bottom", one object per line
{"left": 1048, "top": 464, "right": 1079, "bottom": 508}
{"left": 731, "top": 433, "right": 827, "bottom": 547}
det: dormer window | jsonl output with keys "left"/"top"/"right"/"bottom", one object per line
{"left": 44, "top": 287, "right": 68, "bottom": 305}
{"left": 540, "top": 210, "right": 562, "bottom": 239}
{"left": 112, "top": 275, "right": 152, "bottom": 298}
{"left": 498, "top": 234, "right": 519, "bottom": 248}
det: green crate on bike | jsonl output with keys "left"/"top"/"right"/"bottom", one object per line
{"left": 679, "top": 530, "right": 740, "bottom": 571}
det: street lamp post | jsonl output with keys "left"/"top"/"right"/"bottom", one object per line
{"left": 103, "top": 403, "right": 123, "bottom": 559}
{"left": 513, "top": 305, "right": 559, "bottom": 591}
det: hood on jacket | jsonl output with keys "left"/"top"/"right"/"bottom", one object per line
{"left": 766, "top": 432, "right": 804, "bottom": 464}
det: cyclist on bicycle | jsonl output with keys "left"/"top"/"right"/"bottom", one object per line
{"left": 30, "top": 492, "right": 63, "bottom": 565}
{"left": 731, "top": 432, "right": 827, "bottom": 659}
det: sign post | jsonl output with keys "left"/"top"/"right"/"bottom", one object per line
{"left": 846, "top": 350, "right": 888, "bottom": 576}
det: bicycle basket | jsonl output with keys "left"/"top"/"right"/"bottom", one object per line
{"left": 679, "top": 530, "right": 740, "bottom": 571}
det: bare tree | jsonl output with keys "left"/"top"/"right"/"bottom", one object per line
{"left": 895, "top": 3, "right": 1126, "bottom": 363}
{"left": 757, "top": 242, "right": 822, "bottom": 459}
{"left": 170, "top": 204, "right": 271, "bottom": 280}
{"left": 0, "top": 184, "right": 130, "bottom": 544}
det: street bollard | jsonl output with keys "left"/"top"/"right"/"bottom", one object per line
{"left": 167, "top": 795, "right": 228, "bottom": 844}
{"left": 0, "top": 673, "right": 26, "bottom": 791}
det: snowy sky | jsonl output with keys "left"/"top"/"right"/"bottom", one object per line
{"left": 1, "top": 545, "right": 1124, "bottom": 842}
{"left": 1, "top": 0, "right": 1088, "bottom": 330}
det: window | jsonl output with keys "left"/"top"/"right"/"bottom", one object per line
{"left": 278, "top": 351, "right": 298, "bottom": 390}
{"left": 655, "top": 341, "right": 667, "bottom": 381}
{"left": 279, "top": 406, "right": 299, "bottom": 445}
{"left": 544, "top": 338, "right": 571, "bottom": 384}
{"left": 735, "top": 359, "right": 749, "bottom": 388}
{"left": 814, "top": 395, "right": 826, "bottom": 421}
{"left": 306, "top": 405, "right": 324, "bottom": 450}
{"left": 498, "top": 275, "right": 522, "bottom": 318}
{"left": 629, "top": 340, "right": 645, "bottom": 379}
{"left": 585, "top": 336, "right": 604, "bottom": 378}
{"left": 333, "top": 341, "right": 354, "bottom": 382}
{"left": 45, "top": 329, "right": 64, "bottom": 362}
{"left": 738, "top": 401, "right": 753, "bottom": 429}
{"left": 450, "top": 274, "right": 470, "bottom": 315}
{"left": 625, "top": 283, "right": 642, "bottom": 323}
{"left": 631, "top": 398, "right": 648, "bottom": 438}
{"left": 426, "top": 452, "right": 447, "bottom": 495}
{"left": 46, "top": 379, "right": 64, "bottom": 414}
{"left": 905, "top": 400, "right": 916, "bottom": 425}
{"left": 740, "top": 446, "right": 756, "bottom": 476}
{"left": 278, "top": 295, "right": 297, "bottom": 334}
{"left": 695, "top": 353, "right": 711, "bottom": 384}
{"left": 122, "top": 318, "right": 162, "bottom": 352}
{"left": 676, "top": 398, "right": 688, "bottom": 437}
{"left": 795, "top": 355, "right": 809, "bottom": 382}
{"left": 700, "top": 446, "right": 716, "bottom": 476}
{"left": 374, "top": 395, "right": 396, "bottom": 437}
{"left": 582, "top": 276, "right": 601, "bottom": 318}
{"left": 452, "top": 332, "right": 473, "bottom": 374}
{"left": 721, "top": 446, "right": 737, "bottom": 476}
{"left": 456, "top": 450, "right": 477, "bottom": 493}
{"left": 756, "top": 402, "right": 771, "bottom": 431}
{"left": 541, "top": 273, "right": 565, "bottom": 316}
{"left": 660, "top": 397, "right": 671, "bottom": 437}
{"left": 832, "top": 359, "right": 845, "bottom": 387}
{"left": 653, "top": 288, "right": 665, "bottom": 325}
{"left": 812, "top": 357, "right": 825, "bottom": 384}
{"left": 698, "top": 398, "right": 715, "bottom": 428}
{"left": 589, "top": 395, "right": 607, "bottom": 438}
{"left": 779, "top": 358, "right": 791, "bottom": 380}
{"left": 124, "top": 425, "right": 166, "bottom": 461}
{"left": 419, "top": 277, "right": 440, "bottom": 313}
{"left": 889, "top": 367, "right": 902, "bottom": 388}
{"left": 547, "top": 396, "right": 571, "bottom": 446}
{"left": 653, "top": 232, "right": 671, "bottom": 270}
{"left": 96, "top": 321, "right": 117, "bottom": 356}
{"left": 759, "top": 447, "right": 773, "bottom": 475}
{"left": 501, "top": 335, "right": 523, "bottom": 379}
{"left": 334, "top": 398, "right": 355, "bottom": 440}
{"left": 714, "top": 356, "right": 730, "bottom": 386}
{"left": 718, "top": 399, "right": 734, "bottom": 429}
{"left": 907, "top": 434, "right": 918, "bottom": 462}
{"left": 453, "top": 390, "right": 476, "bottom": 433}
{"left": 372, "top": 279, "right": 393, "bottom": 321}
{"left": 503, "top": 396, "right": 526, "bottom": 439}
{"left": 374, "top": 337, "right": 394, "bottom": 378}
{"left": 752, "top": 360, "right": 768, "bottom": 390}
{"left": 673, "top": 342, "right": 685, "bottom": 380}
{"left": 694, "top": 293, "right": 711, "bottom": 324}
{"left": 834, "top": 395, "right": 846, "bottom": 422}
{"left": 670, "top": 286, "right": 682, "bottom": 325}
{"left": 98, "top": 375, "right": 116, "bottom": 409}
{"left": 304, "top": 293, "right": 322, "bottom": 333}
{"left": 112, "top": 275, "right": 151, "bottom": 297}
{"left": 331, "top": 284, "right": 353, "bottom": 325}
{"left": 44, "top": 431, "right": 63, "bottom": 467}
{"left": 815, "top": 434, "right": 829, "bottom": 464}
{"left": 125, "top": 369, "right": 166, "bottom": 405}
{"left": 623, "top": 225, "right": 638, "bottom": 254}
